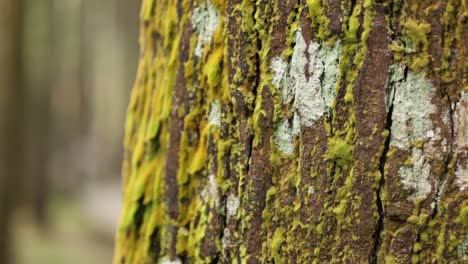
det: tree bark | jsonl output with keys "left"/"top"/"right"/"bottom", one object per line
{"left": 114, "top": 1, "right": 468, "bottom": 263}
{"left": 0, "top": 0, "right": 24, "bottom": 263}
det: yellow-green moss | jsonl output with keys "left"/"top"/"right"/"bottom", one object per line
{"left": 458, "top": 204, "right": 468, "bottom": 227}
{"left": 326, "top": 138, "right": 353, "bottom": 167}
{"left": 306, "top": 0, "right": 330, "bottom": 40}
{"left": 271, "top": 228, "right": 285, "bottom": 261}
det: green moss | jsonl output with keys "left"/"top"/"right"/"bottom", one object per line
{"left": 413, "top": 242, "right": 422, "bottom": 253}
{"left": 306, "top": 0, "right": 330, "bottom": 40}
{"left": 436, "top": 230, "right": 446, "bottom": 260}
{"left": 410, "top": 56, "right": 430, "bottom": 71}
{"left": 345, "top": 4, "right": 362, "bottom": 43}
{"left": 186, "top": 135, "right": 207, "bottom": 175}
{"left": 407, "top": 215, "right": 419, "bottom": 224}
{"left": 203, "top": 46, "right": 224, "bottom": 93}
{"left": 316, "top": 221, "right": 324, "bottom": 235}
{"left": 420, "top": 232, "right": 429, "bottom": 241}
{"left": 326, "top": 138, "right": 353, "bottom": 167}
{"left": 271, "top": 228, "right": 285, "bottom": 261}
{"left": 384, "top": 255, "right": 400, "bottom": 264}
{"left": 392, "top": 17, "right": 432, "bottom": 72}
{"left": 332, "top": 199, "right": 347, "bottom": 219}
{"left": 402, "top": 19, "right": 431, "bottom": 49}
{"left": 458, "top": 204, "right": 468, "bottom": 227}
{"left": 141, "top": 0, "right": 155, "bottom": 20}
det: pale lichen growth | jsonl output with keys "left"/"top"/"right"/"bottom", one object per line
{"left": 454, "top": 91, "right": 468, "bottom": 149}
{"left": 274, "top": 119, "right": 294, "bottom": 154}
{"left": 269, "top": 30, "right": 342, "bottom": 127}
{"left": 292, "top": 113, "right": 300, "bottom": 136}
{"left": 454, "top": 92, "right": 468, "bottom": 191}
{"left": 425, "top": 126, "right": 448, "bottom": 159}
{"left": 191, "top": 0, "right": 219, "bottom": 57}
{"left": 226, "top": 194, "right": 239, "bottom": 218}
{"left": 271, "top": 30, "right": 341, "bottom": 153}
{"left": 161, "top": 257, "right": 182, "bottom": 264}
{"left": 208, "top": 100, "right": 221, "bottom": 126}
{"left": 270, "top": 57, "right": 288, "bottom": 95}
{"left": 399, "top": 148, "right": 432, "bottom": 200}
{"left": 458, "top": 236, "right": 468, "bottom": 261}
{"left": 201, "top": 174, "right": 219, "bottom": 207}
{"left": 221, "top": 228, "right": 233, "bottom": 249}
{"left": 389, "top": 65, "right": 436, "bottom": 149}
{"left": 426, "top": 130, "right": 435, "bottom": 138}
{"left": 455, "top": 163, "right": 468, "bottom": 191}
{"left": 273, "top": 113, "right": 300, "bottom": 154}
{"left": 291, "top": 31, "right": 342, "bottom": 126}
{"left": 388, "top": 65, "right": 438, "bottom": 200}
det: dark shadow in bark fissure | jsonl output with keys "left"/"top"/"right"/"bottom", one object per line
{"left": 370, "top": 80, "right": 396, "bottom": 263}
{"left": 134, "top": 197, "right": 147, "bottom": 231}
{"left": 150, "top": 227, "right": 161, "bottom": 262}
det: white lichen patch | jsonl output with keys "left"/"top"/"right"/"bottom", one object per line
{"left": 269, "top": 30, "right": 342, "bottom": 127}
{"left": 388, "top": 65, "right": 436, "bottom": 149}
{"left": 458, "top": 236, "right": 468, "bottom": 261}
{"left": 399, "top": 148, "right": 431, "bottom": 200}
{"left": 387, "top": 65, "right": 439, "bottom": 200}
{"left": 274, "top": 117, "right": 297, "bottom": 155}
{"left": 426, "top": 130, "right": 435, "bottom": 138}
{"left": 270, "top": 30, "right": 341, "bottom": 153}
{"left": 221, "top": 228, "right": 233, "bottom": 248}
{"left": 273, "top": 113, "right": 300, "bottom": 154}
{"left": 454, "top": 92, "right": 468, "bottom": 191}
{"left": 191, "top": 0, "right": 219, "bottom": 57}
{"left": 454, "top": 91, "right": 468, "bottom": 149}
{"left": 226, "top": 194, "right": 239, "bottom": 218}
{"left": 208, "top": 100, "right": 221, "bottom": 126}
{"left": 455, "top": 163, "right": 468, "bottom": 191}
{"left": 161, "top": 257, "right": 182, "bottom": 264}
{"left": 425, "top": 126, "right": 448, "bottom": 159}
{"left": 292, "top": 113, "right": 301, "bottom": 136}
{"left": 201, "top": 174, "right": 219, "bottom": 207}
{"left": 221, "top": 195, "right": 239, "bottom": 248}
{"left": 270, "top": 57, "right": 288, "bottom": 92}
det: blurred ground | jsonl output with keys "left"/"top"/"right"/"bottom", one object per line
{"left": 14, "top": 183, "right": 121, "bottom": 264}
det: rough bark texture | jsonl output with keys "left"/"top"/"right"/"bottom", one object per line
{"left": 115, "top": 0, "right": 468, "bottom": 263}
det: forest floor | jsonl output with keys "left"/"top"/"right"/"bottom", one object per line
{"left": 13, "top": 197, "right": 115, "bottom": 264}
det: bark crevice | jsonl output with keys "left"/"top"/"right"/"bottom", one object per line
{"left": 244, "top": 1, "right": 262, "bottom": 181}
{"left": 370, "top": 67, "right": 397, "bottom": 263}
{"left": 430, "top": 89, "right": 456, "bottom": 222}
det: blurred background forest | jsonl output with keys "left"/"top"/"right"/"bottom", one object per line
{"left": 0, "top": 0, "right": 140, "bottom": 263}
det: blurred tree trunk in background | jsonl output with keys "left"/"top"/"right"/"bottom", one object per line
{"left": 76, "top": 0, "right": 138, "bottom": 185}
{"left": 0, "top": 0, "right": 24, "bottom": 262}
{"left": 116, "top": 0, "right": 139, "bottom": 99}
{"left": 23, "top": 0, "right": 55, "bottom": 227}
{"left": 113, "top": 0, "right": 464, "bottom": 263}
{"left": 49, "top": 0, "right": 86, "bottom": 193}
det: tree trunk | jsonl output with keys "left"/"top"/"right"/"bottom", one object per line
{"left": 0, "top": 0, "right": 24, "bottom": 263}
{"left": 114, "top": 1, "right": 467, "bottom": 263}
{"left": 23, "top": 0, "right": 54, "bottom": 227}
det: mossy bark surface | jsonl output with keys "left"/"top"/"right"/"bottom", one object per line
{"left": 114, "top": 0, "right": 468, "bottom": 263}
